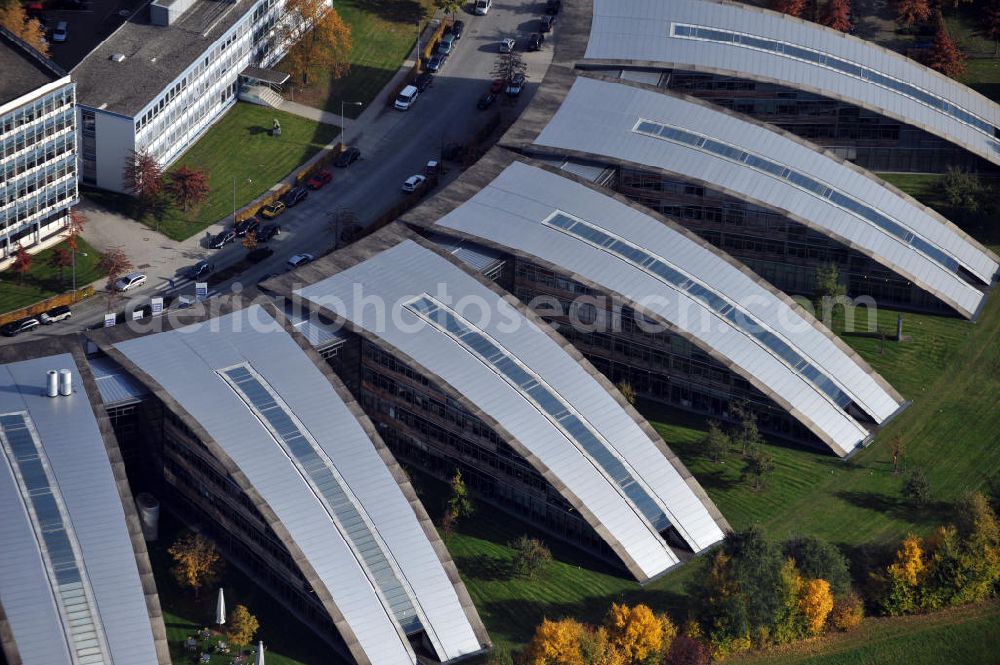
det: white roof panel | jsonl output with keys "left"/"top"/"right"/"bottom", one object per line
{"left": 296, "top": 239, "right": 727, "bottom": 579}
{"left": 531, "top": 77, "right": 996, "bottom": 318}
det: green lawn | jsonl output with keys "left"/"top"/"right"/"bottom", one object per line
{"left": 149, "top": 513, "right": 342, "bottom": 665}
{"left": 130, "top": 104, "right": 338, "bottom": 241}
{"left": 733, "top": 601, "right": 1000, "bottom": 665}
{"left": 0, "top": 237, "right": 103, "bottom": 314}
{"left": 281, "top": 0, "right": 435, "bottom": 116}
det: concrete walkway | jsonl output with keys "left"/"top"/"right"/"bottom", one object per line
{"left": 277, "top": 100, "right": 345, "bottom": 127}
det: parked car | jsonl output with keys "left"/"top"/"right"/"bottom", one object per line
{"left": 247, "top": 247, "right": 274, "bottom": 264}
{"left": 415, "top": 71, "right": 434, "bottom": 92}
{"left": 527, "top": 32, "right": 543, "bottom": 51}
{"left": 437, "top": 32, "right": 456, "bottom": 55}
{"left": 401, "top": 175, "right": 427, "bottom": 193}
{"left": 234, "top": 216, "right": 260, "bottom": 237}
{"left": 1, "top": 317, "right": 40, "bottom": 337}
{"left": 184, "top": 260, "right": 215, "bottom": 280}
{"left": 540, "top": 15, "right": 555, "bottom": 32}
{"left": 286, "top": 253, "right": 314, "bottom": 269}
{"left": 40, "top": 305, "right": 72, "bottom": 324}
{"left": 209, "top": 229, "right": 236, "bottom": 249}
{"left": 282, "top": 186, "right": 308, "bottom": 207}
{"left": 425, "top": 54, "right": 446, "bottom": 73}
{"left": 52, "top": 21, "right": 68, "bottom": 43}
{"left": 500, "top": 37, "right": 515, "bottom": 53}
{"left": 394, "top": 84, "right": 420, "bottom": 110}
{"left": 425, "top": 160, "right": 440, "bottom": 176}
{"left": 306, "top": 169, "right": 332, "bottom": 189}
{"left": 477, "top": 92, "right": 497, "bottom": 109}
{"left": 474, "top": 0, "right": 492, "bottom": 15}
{"left": 258, "top": 223, "right": 281, "bottom": 242}
{"left": 545, "top": 0, "right": 561, "bottom": 15}
{"left": 261, "top": 201, "right": 285, "bottom": 219}
{"left": 115, "top": 271, "right": 147, "bottom": 291}
{"left": 452, "top": 20, "right": 465, "bottom": 39}
{"left": 505, "top": 73, "right": 526, "bottom": 97}
{"left": 334, "top": 146, "right": 361, "bottom": 167}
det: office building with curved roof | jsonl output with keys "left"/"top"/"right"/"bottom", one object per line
{"left": 263, "top": 229, "right": 729, "bottom": 582}
{"left": 502, "top": 70, "right": 998, "bottom": 319}
{"left": 566, "top": 0, "right": 1000, "bottom": 172}
{"left": 91, "top": 302, "right": 489, "bottom": 665}
{"left": 0, "top": 341, "right": 169, "bottom": 665}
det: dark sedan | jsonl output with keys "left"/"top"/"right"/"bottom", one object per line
{"left": 334, "top": 146, "right": 361, "bottom": 167}
{"left": 209, "top": 229, "right": 236, "bottom": 249}
{"left": 452, "top": 20, "right": 465, "bottom": 39}
{"left": 477, "top": 92, "right": 496, "bottom": 110}
{"left": 415, "top": 71, "right": 434, "bottom": 92}
{"left": 281, "top": 186, "right": 308, "bottom": 207}
{"left": 258, "top": 223, "right": 281, "bottom": 242}
{"left": 184, "top": 260, "right": 215, "bottom": 280}
{"left": 234, "top": 217, "right": 260, "bottom": 237}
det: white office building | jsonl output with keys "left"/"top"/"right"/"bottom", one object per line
{"left": 72, "top": 0, "right": 297, "bottom": 193}
{"left": 0, "top": 27, "right": 78, "bottom": 262}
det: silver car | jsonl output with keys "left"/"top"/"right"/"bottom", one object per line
{"left": 115, "top": 272, "right": 147, "bottom": 291}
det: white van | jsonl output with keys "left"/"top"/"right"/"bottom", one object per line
{"left": 474, "top": 0, "right": 491, "bottom": 15}
{"left": 394, "top": 85, "right": 419, "bottom": 111}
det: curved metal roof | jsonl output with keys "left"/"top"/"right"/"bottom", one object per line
{"left": 422, "top": 157, "right": 906, "bottom": 456}
{"left": 583, "top": 0, "right": 1000, "bottom": 168}
{"left": 0, "top": 353, "right": 162, "bottom": 665}
{"left": 291, "top": 236, "right": 727, "bottom": 582}
{"left": 528, "top": 76, "right": 997, "bottom": 318}
{"left": 110, "top": 305, "right": 486, "bottom": 665}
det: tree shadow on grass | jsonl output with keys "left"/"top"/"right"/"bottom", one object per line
{"left": 454, "top": 553, "right": 512, "bottom": 582}
{"left": 353, "top": 0, "right": 426, "bottom": 24}
{"left": 691, "top": 466, "right": 739, "bottom": 492}
{"left": 834, "top": 490, "right": 954, "bottom": 526}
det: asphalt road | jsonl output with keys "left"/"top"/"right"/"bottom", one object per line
{"left": 8, "top": 0, "right": 555, "bottom": 343}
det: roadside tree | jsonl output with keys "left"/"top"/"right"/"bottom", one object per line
{"left": 98, "top": 246, "right": 134, "bottom": 311}
{"left": 280, "top": 0, "right": 352, "bottom": 85}
{"left": 11, "top": 246, "right": 31, "bottom": 285}
{"left": 168, "top": 166, "right": 210, "bottom": 212}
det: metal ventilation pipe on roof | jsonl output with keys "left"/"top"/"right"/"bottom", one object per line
{"left": 58, "top": 369, "right": 72, "bottom": 396}
{"left": 46, "top": 370, "right": 59, "bottom": 398}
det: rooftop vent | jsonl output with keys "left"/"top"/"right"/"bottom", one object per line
{"left": 110, "top": 53, "right": 126, "bottom": 63}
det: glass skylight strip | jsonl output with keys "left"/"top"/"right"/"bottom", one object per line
{"left": 0, "top": 413, "right": 111, "bottom": 665}
{"left": 632, "top": 118, "right": 973, "bottom": 282}
{"left": 219, "top": 365, "right": 427, "bottom": 637}
{"left": 670, "top": 23, "right": 1000, "bottom": 141}
{"left": 404, "top": 295, "right": 677, "bottom": 537}
{"left": 542, "top": 212, "right": 859, "bottom": 413}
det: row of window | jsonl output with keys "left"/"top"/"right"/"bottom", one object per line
{"left": 0, "top": 177, "right": 75, "bottom": 229}
{"left": 0, "top": 108, "right": 73, "bottom": 162}
{"left": 0, "top": 86, "right": 74, "bottom": 136}
{"left": 1, "top": 129, "right": 75, "bottom": 189}
{"left": 0, "top": 154, "right": 75, "bottom": 207}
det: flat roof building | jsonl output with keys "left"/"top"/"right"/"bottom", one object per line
{"left": 0, "top": 27, "right": 78, "bottom": 265}
{"left": 568, "top": 0, "right": 1000, "bottom": 173}
{"left": 0, "top": 341, "right": 169, "bottom": 665}
{"left": 264, "top": 229, "right": 729, "bottom": 582}
{"left": 91, "top": 301, "right": 490, "bottom": 665}
{"left": 502, "top": 69, "right": 998, "bottom": 319}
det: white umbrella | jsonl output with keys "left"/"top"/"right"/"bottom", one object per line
{"left": 215, "top": 588, "right": 226, "bottom": 627}
{"left": 255, "top": 641, "right": 265, "bottom": 665}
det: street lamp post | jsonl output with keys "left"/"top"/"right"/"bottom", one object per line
{"left": 233, "top": 176, "right": 252, "bottom": 225}
{"left": 340, "top": 101, "right": 362, "bottom": 148}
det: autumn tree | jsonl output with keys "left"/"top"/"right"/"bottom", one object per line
{"left": 924, "top": 18, "right": 966, "bottom": 78}
{"left": 603, "top": 603, "right": 663, "bottom": 664}
{"left": 66, "top": 209, "right": 87, "bottom": 291}
{"left": 11, "top": 245, "right": 31, "bottom": 285}
{"left": 894, "top": 0, "right": 931, "bottom": 27}
{"left": 228, "top": 605, "right": 259, "bottom": 656}
{"left": 829, "top": 591, "right": 864, "bottom": 631}
{"left": 783, "top": 536, "right": 851, "bottom": 596}
{"left": 890, "top": 434, "right": 906, "bottom": 473}
{"left": 616, "top": 381, "right": 636, "bottom": 406}
{"left": 903, "top": 468, "right": 931, "bottom": 506}
{"left": 770, "top": 0, "right": 807, "bottom": 16}
{"left": 509, "top": 535, "right": 552, "bottom": 579}
{"left": 820, "top": 0, "right": 852, "bottom": 31}
{"left": 986, "top": 0, "right": 1000, "bottom": 50}
{"left": 703, "top": 420, "right": 731, "bottom": 463}
{"left": 122, "top": 148, "right": 164, "bottom": 202}
{"left": 167, "top": 165, "right": 210, "bottom": 212}
{"left": 48, "top": 247, "right": 73, "bottom": 288}
{"left": 442, "top": 469, "right": 474, "bottom": 535}
{"left": 524, "top": 617, "right": 585, "bottom": 665}
{"left": 98, "top": 246, "right": 134, "bottom": 311}
{"left": 879, "top": 534, "right": 926, "bottom": 615}
{"left": 0, "top": 1, "right": 48, "bottom": 54}
{"left": 664, "top": 635, "right": 710, "bottom": 665}
{"left": 242, "top": 230, "right": 258, "bottom": 252}
{"left": 168, "top": 532, "right": 222, "bottom": 598}
{"left": 798, "top": 578, "right": 834, "bottom": 634}
{"left": 772, "top": 558, "right": 805, "bottom": 644}
{"left": 280, "top": 0, "right": 352, "bottom": 85}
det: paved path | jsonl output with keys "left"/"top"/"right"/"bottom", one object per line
{"left": 278, "top": 100, "right": 345, "bottom": 127}
{"left": 10, "top": 0, "right": 556, "bottom": 342}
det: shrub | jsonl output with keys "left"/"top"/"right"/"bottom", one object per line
{"left": 830, "top": 591, "right": 864, "bottom": 631}
{"left": 509, "top": 535, "right": 552, "bottom": 579}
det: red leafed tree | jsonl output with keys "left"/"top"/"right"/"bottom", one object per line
{"left": 985, "top": 0, "right": 1000, "bottom": 48}
{"left": 770, "top": 0, "right": 807, "bottom": 17}
{"left": 66, "top": 209, "right": 87, "bottom": 252}
{"left": 98, "top": 246, "right": 134, "bottom": 311}
{"left": 48, "top": 248, "right": 73, "bottom": 287}
{"left": 821, "top": 0, "right": 852, "bottom": 32}
{"left": 167, "top": 166, "right": 210, "bottom": 211}
{"left": 925, "top": 19, "right": 966, "bottom": 78}
{"left": 11, "top": 246, "right": 32, "bottom": 285}
{"left": 895, "top": 0, "right": 931, "bottom": 27}
{"left": 122, "top": 148, "right": 164, "bottom": 201}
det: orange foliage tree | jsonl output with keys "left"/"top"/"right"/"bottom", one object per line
{"left": 0, "top": 2, "right": 48, "bottom": 54}
{"left": 830, "top": 590, "right": 864, "bottom": 631}
{"left": 603, "top": 603, "right": 664, "bottom": 664}
{"left": 770, "top": 0, "right": 807, "bottom": 16}
{"left": 11, "top": 245, "right": 32, "bottom": 285}
{"left": 924, "top": 19, "right": 966, "bottom": 78}
{"left": 879, "top": 534, "right": 926, "bottom": 615}
{"left": 798, "top": 578, "right": 835, "bottom": 634}
{"left": 821, "top": 0, "right": 852, "bottom": 32}
{"left": 167, "top": 165, "right": 210, "bottom": 212}
{"left": 168, "top": 532, "right": 223, "bottom": 598}
{"left": 894, "top": 0, "right": 931, "bottom": 26}
{"left": 524, "top": 618, "right": 585, "bottom": 665}
{"left": 280, "top": 0, "right": 352, "bottom": 85}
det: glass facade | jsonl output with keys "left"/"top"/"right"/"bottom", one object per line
{"left": 0, "top": 412, "right": 110, "bottom": 665}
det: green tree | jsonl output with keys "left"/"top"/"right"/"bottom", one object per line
{"left": 814, "top": 263, "right": 847, "bottom": 302}
{"left": 509, "top": 535, "right": 552, "bottom": 579}
{"left": 443, "top": 469, "right": 474, "bottom": 535}
{"left": 731, "top": 402, "right": 763, "bottom": 455}
{"left": 703, "top": 420, "right": 731, "bottom": 463}
{"left": 903, "top": 468, "right": 931, "bottom": 506}
{"left": 878, "top": 534, "right": 926, "bottom": 615}
{"left": 742, "top": 447, "right": 775, "bottom": 491}
{"left": 783, "top": 536, "right": 851, "bottom": 596}
{"left": 436, "top": 0, "right": 463, "bottom": 20}
{"left": 941, "top": 166, "right": 985, "bottom": 214}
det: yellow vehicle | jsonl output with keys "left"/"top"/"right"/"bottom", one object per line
{"left": 261, "top": 201, "right": 286, "bottom": 219}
